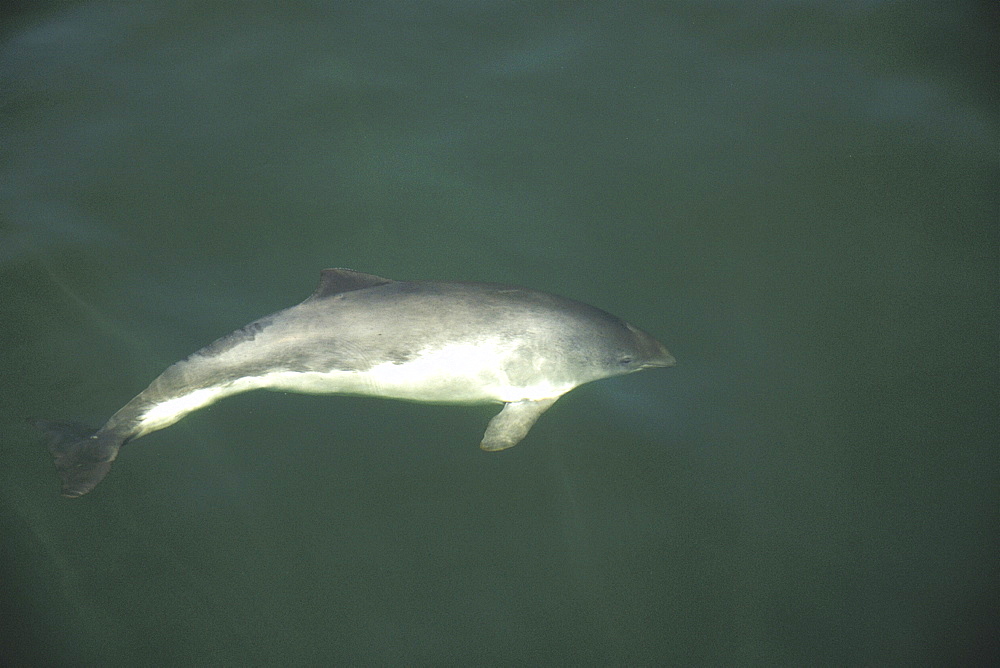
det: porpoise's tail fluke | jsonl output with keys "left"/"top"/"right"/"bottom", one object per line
{"left": 30, "top": 419, "right": 121, "bottom": 498}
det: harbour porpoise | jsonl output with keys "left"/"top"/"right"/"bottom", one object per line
{"left": 33, "top": 268, "right": 675, "bottom": 497}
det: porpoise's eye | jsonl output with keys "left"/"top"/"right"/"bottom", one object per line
{"left": 619, "top": 356, "right": 634, "bottom": 365}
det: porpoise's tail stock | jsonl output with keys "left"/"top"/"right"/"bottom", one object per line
{"left": 30, "top": 420, "right": 122, "bottom": 498}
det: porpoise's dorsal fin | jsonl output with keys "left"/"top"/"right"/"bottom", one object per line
{"left": 308, "top": 268, "right": 395, "bottom": 300}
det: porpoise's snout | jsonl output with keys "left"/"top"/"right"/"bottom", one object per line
{"left": 645, "top": 342, "right": 676, "bottom": 368}
{"left": 626, "top": 323, "right": 676, "bottom": 368}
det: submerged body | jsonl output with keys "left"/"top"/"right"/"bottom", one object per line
{"left": 35, "top": 269, "right": 675, "bottom": 497}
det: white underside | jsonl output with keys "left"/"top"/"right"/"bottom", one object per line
{"left": 136, "top": 340, "right": 577, "bottom": 434}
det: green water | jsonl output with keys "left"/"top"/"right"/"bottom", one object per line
{"left": 2, "top": 2, "right": 996, "bottom": 665}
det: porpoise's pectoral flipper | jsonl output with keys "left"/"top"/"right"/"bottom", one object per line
{"left": 480, "top": 398, "right": 559, "bottom": 452}
{"left": 30, "top": 420, "right": 122, "bottom": 498}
